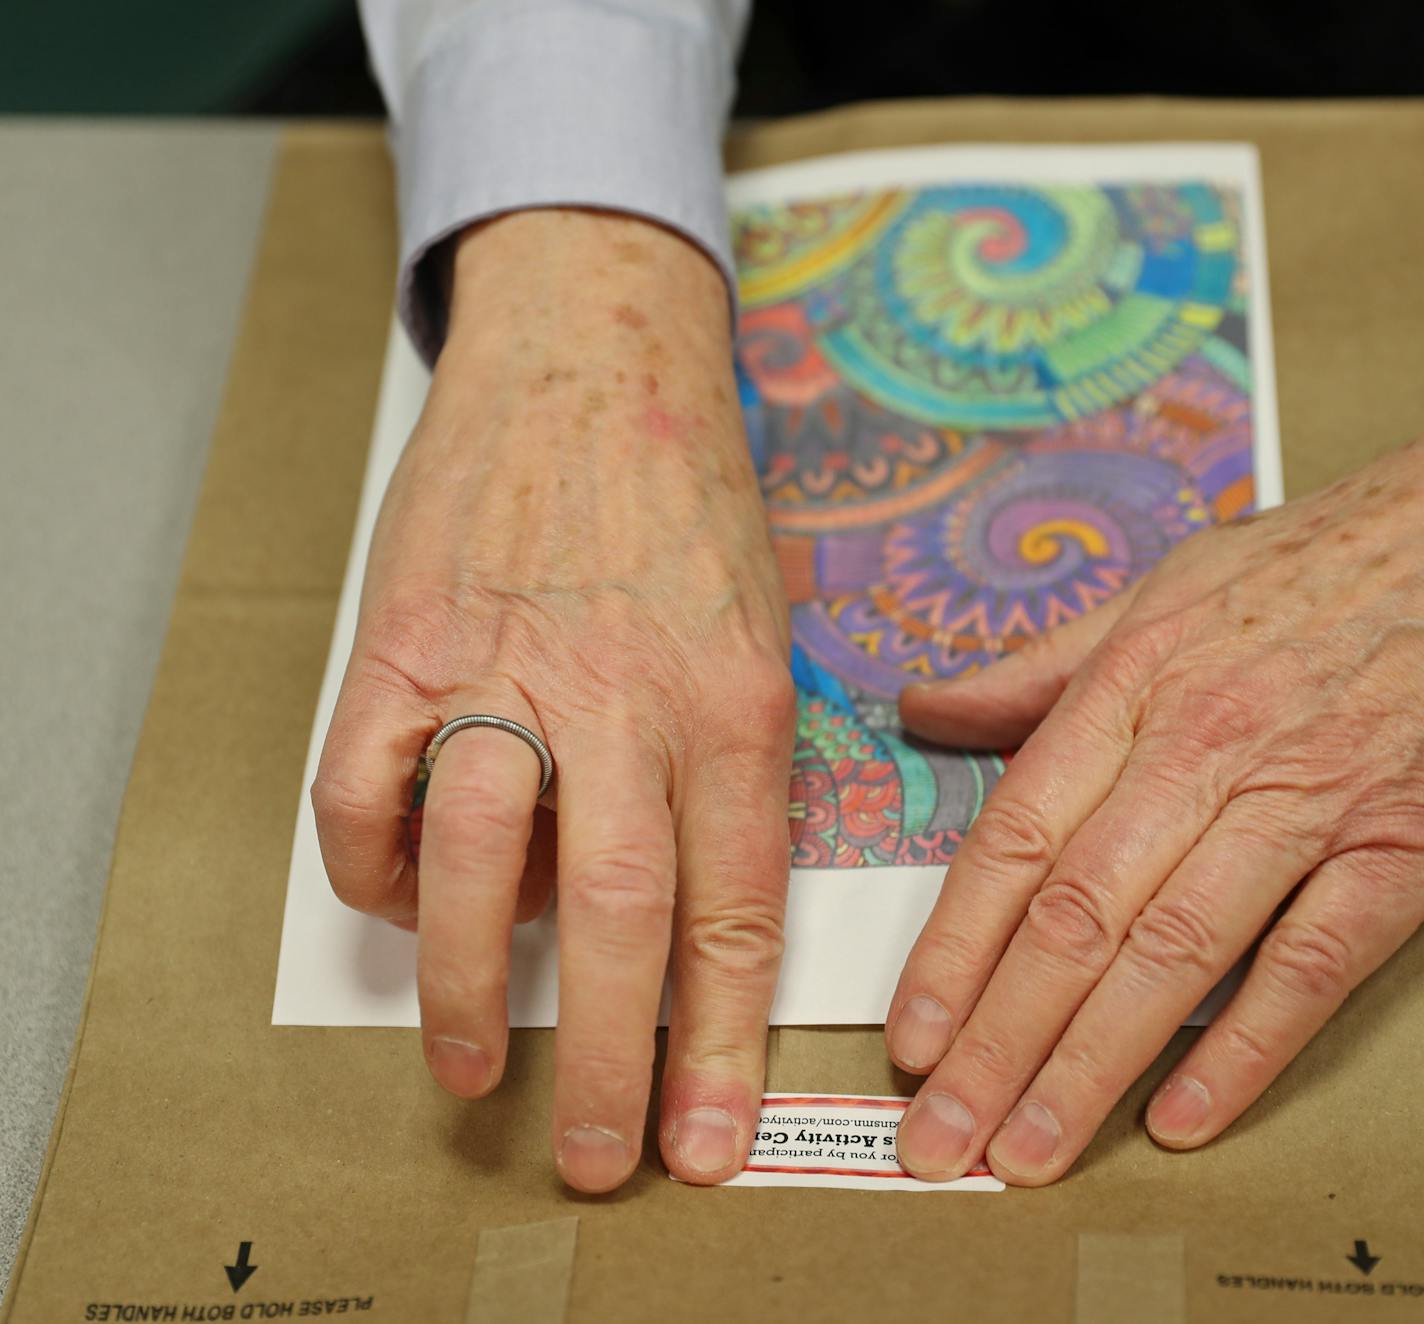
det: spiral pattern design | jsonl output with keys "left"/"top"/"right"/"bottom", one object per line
{"left": 802, "top": 183, "right": 1238, "bottom": 429}
{"left": 730, "top": 179, "right": 1262, "bottom": 868}
{"left": 944, "top": 450, "right": 1176, "bottom": 592}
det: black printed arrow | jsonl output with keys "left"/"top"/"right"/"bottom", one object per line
{"left": 1346, "top": 1239, "right": 1380, "bottom": 1276}
{"left": 225, "top": 1240, "right": 258, "bottom": 1292}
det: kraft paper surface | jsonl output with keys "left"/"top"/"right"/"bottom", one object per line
{"left": 5, "top": 101, "right": 1424, "bottom": 1322}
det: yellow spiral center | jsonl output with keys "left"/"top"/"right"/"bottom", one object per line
{"left": 1018, "top": 518, "right": 1110, "bottom": 565}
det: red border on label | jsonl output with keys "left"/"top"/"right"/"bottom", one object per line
{"left": 764, "top": 1094, "right": 908, "bottom": 1110}
{"left": 744, "top": 1163, "right": 994, "bottom": 1178}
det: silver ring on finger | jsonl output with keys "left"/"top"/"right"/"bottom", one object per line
{"left": 422, "top": 714, "right": 555, "bottom": 797}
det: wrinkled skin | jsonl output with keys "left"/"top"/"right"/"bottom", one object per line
{"left": 313, "top": 205, "right": 1424, "bottom": 1196}
{"left": 888, "top": 439, "right": 1424, "bottom": 1185}
{"left": 311, "top": 210, "right": 796, "bottom": 1193}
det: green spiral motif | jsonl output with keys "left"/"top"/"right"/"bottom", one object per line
{"left": 811, "top": 183, "right": 1238, "bottom": 429}
{"left": 894, "top": 186, "right": 1120, "bottom": 348}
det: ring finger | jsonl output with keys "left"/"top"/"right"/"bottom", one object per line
{"left": 417, "top": 688, "right": 546, "bottom": 1099}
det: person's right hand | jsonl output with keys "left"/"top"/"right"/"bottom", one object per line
{"left": 310, "top": 209, "right": 796, "bottom": 1194}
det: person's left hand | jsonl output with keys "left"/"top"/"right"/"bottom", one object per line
{"left": 884, "top": 439, "right": 1424, "bottom": 1185}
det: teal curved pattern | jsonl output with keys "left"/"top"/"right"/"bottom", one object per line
{"left": 810, "top": 183, "right": 1238, "bottom": 429}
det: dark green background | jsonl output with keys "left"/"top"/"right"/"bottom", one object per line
{"left": 0, "top": 0, "right": 378, "bottom": 114}
{"left": 2, "top": 0, "right": 1421, "bottom": 116}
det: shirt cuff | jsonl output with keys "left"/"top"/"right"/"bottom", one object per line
{"left": 393, "top": 0, "right": 737, "bottom": 367}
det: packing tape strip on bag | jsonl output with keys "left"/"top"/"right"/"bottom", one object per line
{"left": 1076, "top": 1232, "right": 1185, "bottom": 1324}
{"left": 466, "top": 1216, "right": 579, "bottom": 1323}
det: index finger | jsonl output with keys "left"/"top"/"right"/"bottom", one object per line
{"left": 885, "top": 641, "right": 1143, "bottom": 1074}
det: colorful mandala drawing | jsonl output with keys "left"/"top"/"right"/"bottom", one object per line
{"left": 732, "top": 181, "right": 1260, "bottom": 869}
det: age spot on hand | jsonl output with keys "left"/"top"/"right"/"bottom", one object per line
{"left": 531, "top": 366, "right": 577, "bottom": 396}
{"left": 574, "top": 389, "right": 610, "bottom": 435}
{"left": 613, "top": 303, "right": 649, "bottom": 330}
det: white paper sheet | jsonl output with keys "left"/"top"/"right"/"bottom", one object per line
{"left": 273, "top": 143, "right": 1281, "bottom": 1029}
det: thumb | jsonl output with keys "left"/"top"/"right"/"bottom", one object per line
{"left": 898, "top": 583, "right": 1140, "bottom": 748}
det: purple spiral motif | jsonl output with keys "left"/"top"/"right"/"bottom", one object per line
{"left": 946, "top": 449, "right": 1184, "bottom": 593}
{"left": 791, "top": 445, "right": 1205, "bottom": 696}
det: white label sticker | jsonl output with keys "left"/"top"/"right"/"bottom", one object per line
{"left": 711, "top": 1093, "right": 1003, "bottom": 1192}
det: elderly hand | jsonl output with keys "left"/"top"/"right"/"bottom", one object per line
{"left": 311, "top": 210, "right": 795, "bottom": 1193}
{"left": 886, "top": 440, "right": 1424, "bottom": 1185}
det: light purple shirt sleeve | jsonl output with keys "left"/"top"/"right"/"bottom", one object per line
{"left": 357, "top": 0, "right": 750, "bottom": 366}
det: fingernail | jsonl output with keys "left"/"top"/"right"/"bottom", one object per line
{"left": 901, "top": 680, "right": 944, "bottom": 696}
{"left": 672, "top": 1107, "right": 739, "bottom": 1175}
{"left": 890, "top": 995, "right": 954, "bottom": 1069}
{"left": 558, "top": 1125, "right": 633, "bottom": 1192}
{"left": 1147, "top": 1074, "right": 1212, "bottom": 1145}
{"left": 427, "top": 1037, "right": 492, "bottom": 1097}
{"left": 990, "top": 1101, "right": 1061, "bottom": 1178}
{"left": 897, "top": 1092, "right": 976, "bottom": 1176}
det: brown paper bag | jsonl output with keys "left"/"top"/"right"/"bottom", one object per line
{"left": 6, "top": 101, "right": 1424, "bottom": 1323}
